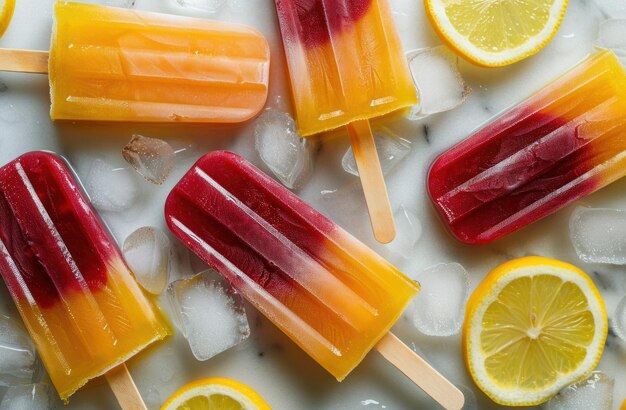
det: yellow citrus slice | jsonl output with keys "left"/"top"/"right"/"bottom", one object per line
{"left": 425, "top": 0, "right": 568, "bottom": 67}
{"left": 0, "top": 0, "right": 15, "bottom": 38}
{"left": 463, "top": 256, "right": 607, "bottom": 406}
{"left": 161, "top": 378, "right": 271, "bottom": 410}
{"left": 621, "top": 398, "right": 626, "bottom": 410}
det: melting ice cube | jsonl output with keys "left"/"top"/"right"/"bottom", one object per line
{"left": 176, "top": 0, "right": 226, "bottom": 12}
{"left": 0, "top": 383, "right": 55, "bottom": 410}
{"left": 409, "top": 263, "right": 470, "bottom": 336}
{"left": 167, "top": 270, "right": 250, "bottom": 361}
{"left": 569, "top": 206, "right": 626, "bottom": 264}
{"left": 614, "top": 295, "right": 626, "bottom": 342}
{"left": 122, "top": 135, "right": 175, "bottom": 185}
{"left": 341, "top": 128, "right": 412, "bottom": 176}
{"left": 406, "top": 46, "right": 471, "bottom": 120}
{"left": 255, "top": 108, "right": 316, "bottom": 189}
{"left": 82, "top": 159, "right": 139, "bottom": 212}
{"left": 546, "top": 371, "right": 614, "bottom": 410}
{"left": 123, "top": 227, "right": 171, "bottom": 295}
{"left": 385, "top": 206, "right": 422, "bottom": 259}
{"left": 0, "top": 315, "right": 38, "bottom": 387}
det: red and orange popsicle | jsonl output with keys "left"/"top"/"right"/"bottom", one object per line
{"left": 274, "top": 0, "right": 417, "bottom": 243}
{"left": 0, "top": 152, "right": 170, "bottom": 403}
{"left": 428, "top": 49, "right": 626, "bottom": 245}
{"left": 165, "top": 151, "right": 464, "bottom": 410}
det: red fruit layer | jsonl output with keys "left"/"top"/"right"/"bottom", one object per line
{"left": 165, "top": 151, "right": 336, "bottom": 296}
{"left": 275, "top": 0, "right": 372, "bottom": 48}
{"left": 0, "top": 152, "right": 117, "bottom": 308}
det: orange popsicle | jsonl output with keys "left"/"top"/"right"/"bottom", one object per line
{"left": 1, "top": 1, "right": 270, "bottom": 123}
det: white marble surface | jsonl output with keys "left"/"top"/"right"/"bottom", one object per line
{"left": 0, "top": 0, "right": 625, "bottom": 409}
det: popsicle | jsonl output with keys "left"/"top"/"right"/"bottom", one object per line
{"left": 165, "top": 151, "right": 464, "bottom": 410}
{"left": 427, "top": 49, "right": 626, "bottom": 245}
{"left": 0, "top": 1, "right": 270, "bottom": 123}
{"left": 0, "top": 152, "right": 170, "bottom": 406}
{"left": 274, "top": 0, "right": 418, "bottom": 243}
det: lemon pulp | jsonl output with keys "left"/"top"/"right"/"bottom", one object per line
{"left": 441, "top": 0, "right": 554, "bottom": 52}
{"left": 481, "top": 274, "right": 594, "bottom": 390}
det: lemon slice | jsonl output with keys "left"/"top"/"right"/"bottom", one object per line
{"left": 425, "top": 0, "right": 568, "bottom": 67}
{"left": 161, "top": 378, "right": 271, "bottom": 410}
{"left": 463, "top": 256, "right": 607, "bottom": 406}
{"left": 0, "top": 0, "right": 15, "bottom": 38}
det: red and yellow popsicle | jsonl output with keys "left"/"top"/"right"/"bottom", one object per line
{"left": 274, "top": 0, "right": 418, "bottom": 243}
{"left": 428, "top": 49, "right": 626, "bottom": 244}
{"left": 0, "top": 152, "right": 170, "bottom": 402}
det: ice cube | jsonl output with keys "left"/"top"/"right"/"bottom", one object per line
{"left": 167, "top": 270, "right": 250, "bottom": 361}
{"left": 176, "top": 0, "right": 226, "bottom": 12}
{"left": 255, "top": 108, "right": 316, "bottom": 189}
{"left": 409, "top": 263, "right": 470, "bottom": 336}
{"left": 546, "top": 371, "right": 614, "bottom": 410}
{"left": 0, "top": 315, "right": 37, "bottom": 387}
{"left": 341, "top": 128, "right": 412, "bottom": 176}
{"left": 0, "top": 383, "right": 55, "bottom": 410}
{"left": 385, "top": 206, "right": 422, "bottom": 259}
{"left": 122, "top": 134, "right": 175, "bottom": 185}
{"left": 82, "top": 159, "right": 139, "bottom": 212}
{"left": 614, "top": 295, "right": 626, "bottom": 342}
{"left": 406, "top": 46, "right": 471, "bottom": 120}
{"left": 569, "top": 206, "right": 626, "bottom": 264}
{"left": 123, "top": 227, "right": 171, "bottom": 295}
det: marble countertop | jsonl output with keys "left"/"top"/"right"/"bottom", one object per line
{"left": 0, "top": 0, "right": 625, "bottom": 409}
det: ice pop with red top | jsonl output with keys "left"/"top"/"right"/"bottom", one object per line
{"left": 428, "top": 49, "right": 626, "bottom": 245}
{"left": 165, "top": 151, "right": 464, "bottom": 409}
{"left": 0, "top": 151, "right": 169, "bottom": 401}
{"left": 273, "top": 0, "right": 418, "bottom": 244}
{"left": 274, "top": 0, "right": 416, "bottom": 136}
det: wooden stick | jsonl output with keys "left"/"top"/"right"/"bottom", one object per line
{"left": 376, "top": 333, "right": 465, "bottom": 410}
{"left": 0, "top": 48, "right": 49, "bottom": 74}
{"left": 105, "top": 363, "right": 148, "bottom": 410}
{"left": 347, "top": 119, "right": 396, "bottom": 244}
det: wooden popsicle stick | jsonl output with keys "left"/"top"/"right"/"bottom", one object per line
{"left": 347, "top": 119, "right": 396, "bottom": 244}
{"left": 105, "top": 363, "right": 148, "bottom": 410}
{"left": 376, "top": 332, "right": 465, "bottom": 410}
{"left": 0, "top": 48, "right": 49, "bottom": 74}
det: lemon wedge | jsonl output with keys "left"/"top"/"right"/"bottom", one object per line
{"left": 0, "top": 0, "right": 15, "bottom": 38}
{"left": 161, "top": 378, "right": 271, "bottom": 410}
{"left": 425, "top": 0, "right": 568, "bottom": 67}
{"left": 463, "top": 256, "right": 607, "bottom": 406}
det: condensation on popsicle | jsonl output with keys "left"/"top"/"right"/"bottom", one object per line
{"left": 428, "top": 49, "right": 626, "bottom": 245}
{"left": 0, "top": 152, "right": 170, "bottom": 400}
{"left": 48, "top": 1, "right": 270, "bottom": 123}
{"left": 165, "top": 151, "right": 419, "bottom": 380}
{"left": 274, "top": 0, "right": 417, "bottom": 136}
